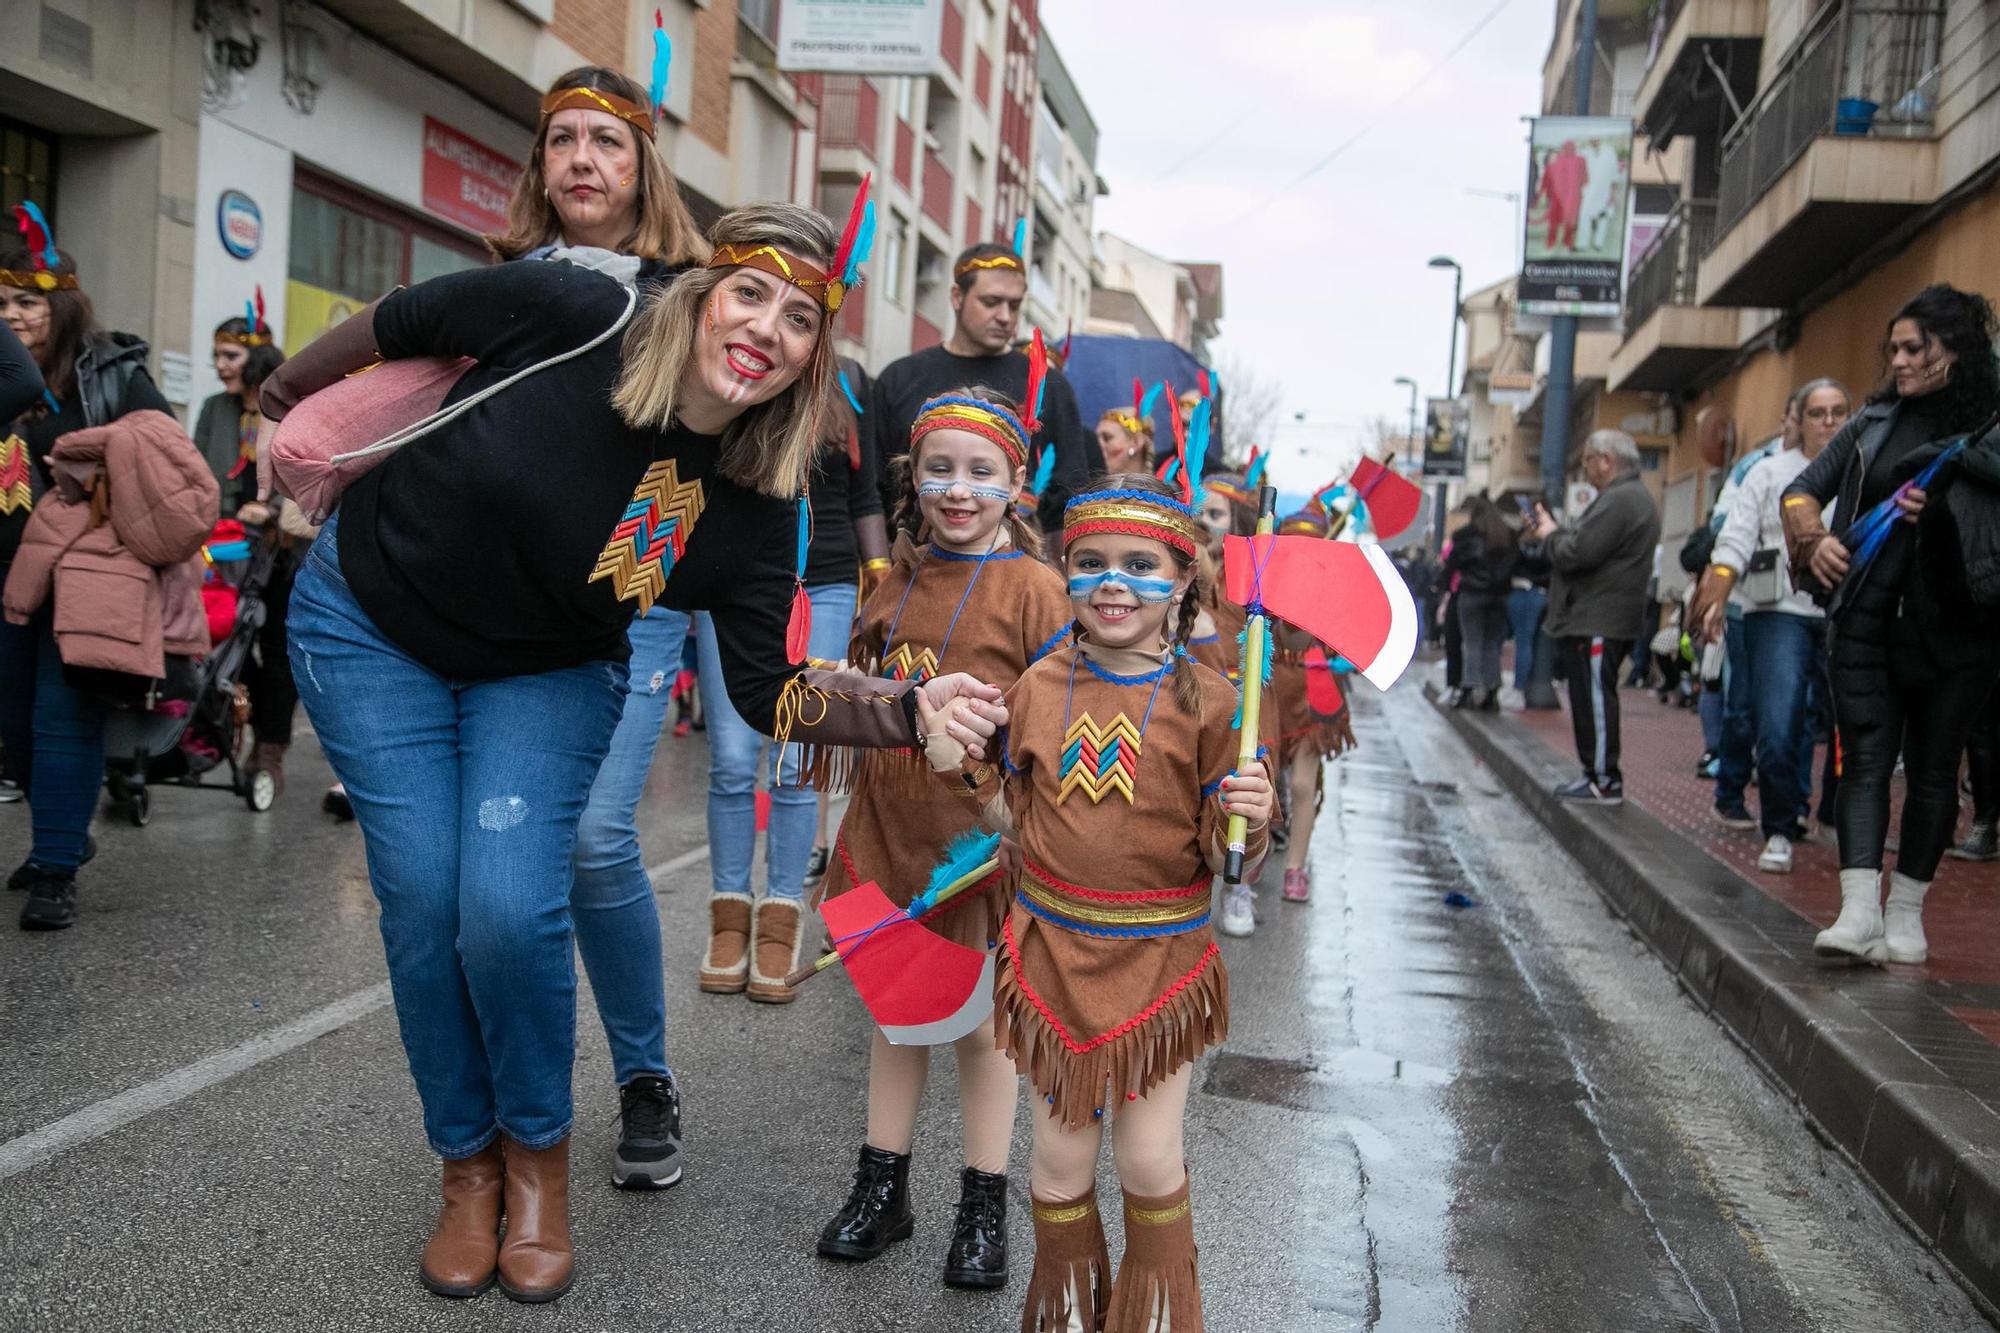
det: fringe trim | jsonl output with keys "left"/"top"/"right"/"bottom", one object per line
{"left": 1024, "top": 1191, "right": 1111, "bottom": 1333}
{"left": 850, "top": 743, "right": 940, "bottom": 801}
{"left": 1106, "top": 1179, "right": 1201, "bottom": 1333}
{"left": 996, "top": 919, "right": 1228, "bottom": 1130}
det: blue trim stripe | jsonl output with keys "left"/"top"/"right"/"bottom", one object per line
{"left": 1077, "top": 655, "right": 1170, "bottom": 687}
{"left": 1030, "top": 623, "right": 1071, "bottom": 663}
{"left": 1015, "top": 892, "right": 1211, "bottom": 939}
{"left": 928, "top": 544, "right": 1024, "bottom": 563}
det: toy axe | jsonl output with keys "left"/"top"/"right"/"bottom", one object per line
{"left": 1328, "top": 456, "right": 1423, "bottom": 542}
{"left": 1223, "top": 534, "right": 1419, "bottom": 692}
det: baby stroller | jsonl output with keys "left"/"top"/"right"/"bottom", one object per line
{"left": 101, "top": 521, "right": 281, "bottom": 825}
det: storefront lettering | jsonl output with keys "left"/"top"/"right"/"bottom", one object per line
{"left": 420, "top": 117, "right": 522, "bottom": 236}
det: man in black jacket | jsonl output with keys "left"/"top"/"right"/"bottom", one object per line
{"left": 871, "top": 243, "right": 1102, "bottom": 535}
{"left": 1532, "top": 430, "right": 1662, "bottom": 804}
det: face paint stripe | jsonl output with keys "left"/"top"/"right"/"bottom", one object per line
{"left": 1066, "top": 569, "right": 1178, "bottom": 603}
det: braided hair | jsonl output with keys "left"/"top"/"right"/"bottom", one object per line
{"left": 892, "top": 383, "right": 1044, "bottom": 562}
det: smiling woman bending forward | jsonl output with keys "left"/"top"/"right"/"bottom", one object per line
{"left": 263, "top": 203, "right": 1006, "bottom": 1306}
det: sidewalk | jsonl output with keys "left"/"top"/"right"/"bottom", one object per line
{"left": 1432, "top": 675, "right": 2000, "bottom": 1316}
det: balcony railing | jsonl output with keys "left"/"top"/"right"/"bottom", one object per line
{"left": 922, "top": 150, "right": 954, "bottom": 229}
{"left": 1625, "top": 198, "right": 1717, "bottom": 330}
{"left": 1714, "top": 3, "right": 1944, "bottom": 237}
{"left": 818, "top": 77, "right": 880, "bottom": 155}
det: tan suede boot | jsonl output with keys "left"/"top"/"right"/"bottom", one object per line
{"left": 418, "top": 1142, "right": 503, "bottom": 1299}
{"left": 699, "top": 892, "right": 753, "bottom": 994}
{"left": 497, "top": 1135, "right": 573, "bottom": 1303}
{"left": 747, "top": 897, "right": 803, "bottom": 1004}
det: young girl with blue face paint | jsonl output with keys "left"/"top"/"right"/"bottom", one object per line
{"left": 814, "top": 386, "right": 1073, "bottom": 1291}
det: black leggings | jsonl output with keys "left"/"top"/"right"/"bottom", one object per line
{"left": 1832, "top": 636, "right": 2000, "bottom": 879}
{"left": 1966, "top": 693, "right": 2000, "bottom": 824}
{"left": 243, "top": 550, "right": 298, "bottom": 746}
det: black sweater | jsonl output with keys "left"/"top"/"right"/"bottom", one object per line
{"left": 871, "top": 344, "right": 1102, "bottom": 531}
{"left": 805, "top": 358, "right": 882, "bottom": 586}
{"left": 331, "top": 261, "right": 806, "bottom": 728}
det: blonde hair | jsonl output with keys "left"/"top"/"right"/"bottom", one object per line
{"left": 487, "top": 66, "right": 710, "bottom": 267}
{"left": 613, "top": 203, "right": 838, "bottom": 498}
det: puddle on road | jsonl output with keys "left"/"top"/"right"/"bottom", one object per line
{"left": 1204, "top": 1048, "right": 1455, "bottom": 1115}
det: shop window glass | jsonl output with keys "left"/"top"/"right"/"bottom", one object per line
{"left": 0, "top": 118, "right": 58, "bottom": 221}
{"left": 411, "top": 235, "right": 483, "bottom": 286}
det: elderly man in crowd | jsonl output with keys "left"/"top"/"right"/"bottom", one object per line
{"left": 1531, "top": 430, "right": 1663, "bottom": 805}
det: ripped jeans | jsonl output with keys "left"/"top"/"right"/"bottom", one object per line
{"left": 288, "top": 515, "right": 627, "bottom": 1157}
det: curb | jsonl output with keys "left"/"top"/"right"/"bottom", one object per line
{"left": 1428, "top": 684, "right": 2000, "bottom": 1318}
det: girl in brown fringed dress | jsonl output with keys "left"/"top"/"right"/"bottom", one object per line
{"left": 927, "top": 473, "right": 1276, "bottom": 1333}
{"left": 813, "top": 387, "right": 1071, "bottom": 1291}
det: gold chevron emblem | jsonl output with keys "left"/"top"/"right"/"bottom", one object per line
{"left": 589, "top": 459, "right": 706, "bottom": 615}
{"left": 1057, "top": 711, "right": 1142, "bottom": 805}
{"left": 882, "top": 642, "right": 940, "bottom": 684}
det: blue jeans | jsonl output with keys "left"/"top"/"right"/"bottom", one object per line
{"left": 0, "top": 605, "right": 105, "bottom": 872}
{"left": 1740, "top": 612, "right": 1826, "bottom": 839}
{"left": 571, "top": 603, "right": 691, "bottom": 1088}
{"left": 1714, "top": 608, "right": 1755, "bottom": 814}
{"left": 695, "top": 580, "right": 858, "bottom": 901}
{"left": 1505, "top": 586, "right": 1546, "bottom": 689}
{"left": 1456, "top": 590, "right": 1508, "bottom": 691}
{"left": 289, "top": 517, "right": 627, "bottom": 1157}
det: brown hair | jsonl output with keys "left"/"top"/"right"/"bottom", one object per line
{"left": 0, "top": 244, "right": 96, "bottom": 401}
{"left": 612, "top": 203, "right": 836, "bottom": 498}
{"left": 487, "top": 66, "right": 710, "bottom": 267}
{"left": 889, "top": 383, "right": 1043, "bottom": 559}
{"left": 1067, "top": 471, "right": 1206, "bottom": 721}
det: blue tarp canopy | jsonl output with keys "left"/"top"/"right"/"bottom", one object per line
{"left": 1060, "top": 335, "right": 1223, "bottom": 469}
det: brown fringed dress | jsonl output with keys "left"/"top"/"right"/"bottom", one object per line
{"left": 818, "top": 540, "right": 1071, "bottom": 949}
{"left": 995, "top": 647, "right": 1259, "bottom": 1129}
{"left": 1270, "top": 504, "right": 1359, "bottom": 765}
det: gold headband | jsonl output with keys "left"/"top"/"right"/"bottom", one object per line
{"left": 217, "top": 330, "right": 271, "bottom": 348}
{"left": 1103, "top": 410, "right": 1153, "bottom": 438}
{"left": 707, "top": 242, "right": 846, "bottom": 314}
{"left": 0, "top": 269, "right": 77, "bottom": 292}
{"left": 540, "top": 86, "right": 655, "bottom": 140}
{"left": 912, "top": 397, "right": 1030, "bottom": 469}
{"left": 954, "top": 253, "right": 1023, "bottom": 280}
{"left": 1063, "top": 495, "right": 1205, "bottom": 558}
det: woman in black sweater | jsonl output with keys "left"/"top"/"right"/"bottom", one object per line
{"left": 264, "top": 204, "right": 1004, "bottom": 1305}
{"left": 1782, "top": 284, "right": 2000, "bottom": 969}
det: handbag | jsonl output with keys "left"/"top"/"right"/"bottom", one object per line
{"left": 1742, "top": 547, "right": 1784, "bottom": 607}
{"left": 269, "top": 283, "right": 637, "bottom": 524}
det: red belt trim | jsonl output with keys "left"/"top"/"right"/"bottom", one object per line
{"left": 1022, "top": 858, "right": 1209, "bottom": 905}
{"left": 1002, "top": 915, "right": 1220, "bottom": 1055}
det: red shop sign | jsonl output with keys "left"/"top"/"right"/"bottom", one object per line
{"left": 421, "top": 117, "right": 520, "bottom": 235}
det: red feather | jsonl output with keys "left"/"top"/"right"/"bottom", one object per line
{"left": 253, "top": 284, "right": 267, "bottom": 334}
{"left": 655, "top": 8, "right": 663, "bottom": 27}
{"left": 1166, "top": 384, "right": 1186, "bottom": 457}
{"left": 830, "top": 173, "right": 872, "bottom": 284}
{"left": 1022, "top": 328, "right": 1047, "bottom": 435}
{"left": 785, "top": 584, "right": 813, "bottom": 663}
{"left": 1197, "top": 369, "right": 1212, "bottom": 399}
{"left": 1130, "top": 376, "right": 1143, "bottom": 417}
{"left": 13, "top": 207, "right": 49, "bottom": 272}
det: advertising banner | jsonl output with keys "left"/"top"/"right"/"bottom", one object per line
{"left": 1424, "top": 398, "right": 1468, "bottom": 479}
{"left": 1519, "top": 116, "right": 1633, "bottom": 317}
{"left": 421, "top": 117, "right": 520, "bottom": 236}
{"left": 778, "top": 0, "right": 944, "bottom": 75}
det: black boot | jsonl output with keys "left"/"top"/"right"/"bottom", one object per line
{"left": 18, "top": 865, "right": 76, "bottom": 931}
{"left": 942, "top": 1167, "right": 1009, "bottom": 1289}
{"left": 818, "top": 1145, "right": 914, "bottom": 1262}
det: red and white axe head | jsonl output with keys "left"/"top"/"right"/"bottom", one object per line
{"left": 1348, "top": 456, "right": 1422, "bottom": 542}
{"left": 1224, "top": 534, "right": 1418, "bottom": 692}
{"left": 819, "top": 879, "right": 994, "bottom": 1046}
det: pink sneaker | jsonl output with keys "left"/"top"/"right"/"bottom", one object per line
{"left": 1281, "top": 869, "right": 1310, "bottom": 903}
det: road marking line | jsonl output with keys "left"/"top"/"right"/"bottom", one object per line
{"left": 0, "top": 845, "right": 714, "bottom": 1182}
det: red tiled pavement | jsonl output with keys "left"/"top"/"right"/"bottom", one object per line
{"left": 1515, "top": 685, "right": 2000, "bottom": 985}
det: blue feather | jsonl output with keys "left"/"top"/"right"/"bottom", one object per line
{"left": 911, "top": 829, "right": 1001, "bottom": 918}
{"left": 1011, "top": 217, "right": 1027, "bottom": 258}
{"left": 18, "top": 201, "right": 57, "bottom": 268}
{"left": 649, "top": 27, "right": 672, "bottom": 113}
{"left": 1160, "top": 459, "right": 1181, "bottom": 486}
{"left": 1244, "top": 452, "right": 1268, "bottom": 490}
{"left": 837, "top": 368, "right": 864, "bottom": 415}
{"left": 844, "top": 201, "right": 877, "bottom": 286}
{"left": 1031, "top": 444, "right": 1056, "bottom": 497}
{"left": 244, "top": 299, "right": 255, "bottom": 328}
{"left": 1184, "top": 400, "right": 1211, "bottom": 487}
{"left": 1139, "top": 381, "right": 1164, "bottom": 418}
{"left": 794, "top": 495, "right": 810, "bottom": 579}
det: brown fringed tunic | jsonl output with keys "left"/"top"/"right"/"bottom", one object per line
{"left": 996, "top": 647, "right": 1258, "bottom": 1128}
{"left": 818, "top": 541, "right": 1071, "bottom": 950}
{"left": 1269, "top": 504, "right": 1359, "bottom": 764}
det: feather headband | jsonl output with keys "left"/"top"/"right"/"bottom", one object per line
{"left": 708, "top": 176, "right": 874, "bottom": 315}
{"left": 910, "top": 392, "right": 1031, "bottom": 470}
{"left": 1063, "top": 488, "right": 1205, "bottom": 559}
{"left": 3, "top": 202, "right": 77, "bottom": 292}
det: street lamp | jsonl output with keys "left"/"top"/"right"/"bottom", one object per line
{"left": 1392, "top": 375, "right": 1419, "bottom": 470}
{"left": 1426, "top": 256, "right": 1463, "bottom": 544}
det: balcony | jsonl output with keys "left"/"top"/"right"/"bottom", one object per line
{"left": 922, "top": 149, "right": 954, "bottom": 231}
{"left": 1699, "top": 3, "right": 1944, "bottom": 308}
{"left": 817, "top": 77, "right": 879, "bottom": 180}
{"left": 1610, "top": 200, "right": 1743, "bottom": 390}
{"left": 1632, "top": 0, "right": 1765, "bottom": 147}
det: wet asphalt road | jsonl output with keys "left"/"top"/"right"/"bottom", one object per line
{"left": 0, "top": 684, "right": 1987, "bottom": 1331}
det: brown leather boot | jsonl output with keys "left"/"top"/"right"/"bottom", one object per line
{"left": 747, "top": 897, "right": 803, "bottom": 1004}
{"left": 418, "top": 1142, "right": 504, "bottom": 1299}
{"left": 497, "top": 1135, "right": 573, "bottom": 1303}
{"left": 698, "top": 892, "right": 753, "bottom": 994}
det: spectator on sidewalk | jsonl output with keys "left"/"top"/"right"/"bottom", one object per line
{"left": 1443, "top": 494, "right": 1517, "bottom": 711}
{"left": 1784, "top": 283, "right": 2000, "bottom": 967}
{"left": 1508, "top": 511, "right": 1552, "bottom": 695}
{"left": 1952, "top": 695, "right": 2000, "bottom": 861}
{"left": 1692, "top": 378, "right": 1851, "bottom": 876}
{"left": 1702, "top": 421, "right": 1787, "bottom": 798}
{"left": 1531, "top": 430, "right": 1662, "bottom": 805}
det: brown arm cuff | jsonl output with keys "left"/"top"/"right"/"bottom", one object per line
{"left": 774, "top": 666, "right": 919, "bottom": 750}
{"left": 258, "top": 296, "right": 388, "bottom": 422}
{"left": 1780, "top": 492, "right": 1829, "bottom": 589}
{"left": 945, "top": 753, "right": 1006, "bottom": 810}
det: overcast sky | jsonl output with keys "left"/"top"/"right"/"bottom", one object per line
{"left": 1042, "top": 0, "right": 1553, "bottom": 492}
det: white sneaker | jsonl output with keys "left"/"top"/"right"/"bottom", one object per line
{"left": 1219, "top": 883, "right": 1256, "bottom": 937}
{"left": 1757, "top": 834, "right": 1793, "bottom": 874}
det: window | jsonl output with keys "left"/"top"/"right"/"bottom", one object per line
{"left": 897, "top": 78, "right": 918, "bottom": 124}
{"left": 0, "top": 116, "right": 57, "bottom": 222}
{"left": 883, "top": 212, "right": 908, "bottom": 306}
{"left": 286, "top": 171, "right": 486, "bottom": 349}
{"left": 739, "top": 0, "right": 780, "bottom": 48}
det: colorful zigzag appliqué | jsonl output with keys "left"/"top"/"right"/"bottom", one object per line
{"left": 0, "top": 436, "right": 30, "bottom": 516}
{"left": 589, "top": 458, "right": 705, "bottom": 615}
{"left": 882, "top": 642, "right": 940, "bottom": 684}
{"left": 1058, "top": 711, "right": 1141, "bottom": 805}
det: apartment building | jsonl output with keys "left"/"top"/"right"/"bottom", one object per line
{"left": 1611, "top": 0, "right": 2000, "bottom": 589}
{"left": 1025, "top": 32, "right": 1102, "bottom": 341}
{"left": 1089, "top": 233, "right": 1225, "bottom": 361}
{"left": 4, "top": 1, "right": 819, "bottom": 417}
{"left": 801, "top": 0, "right": 1041, "bottom": 370}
